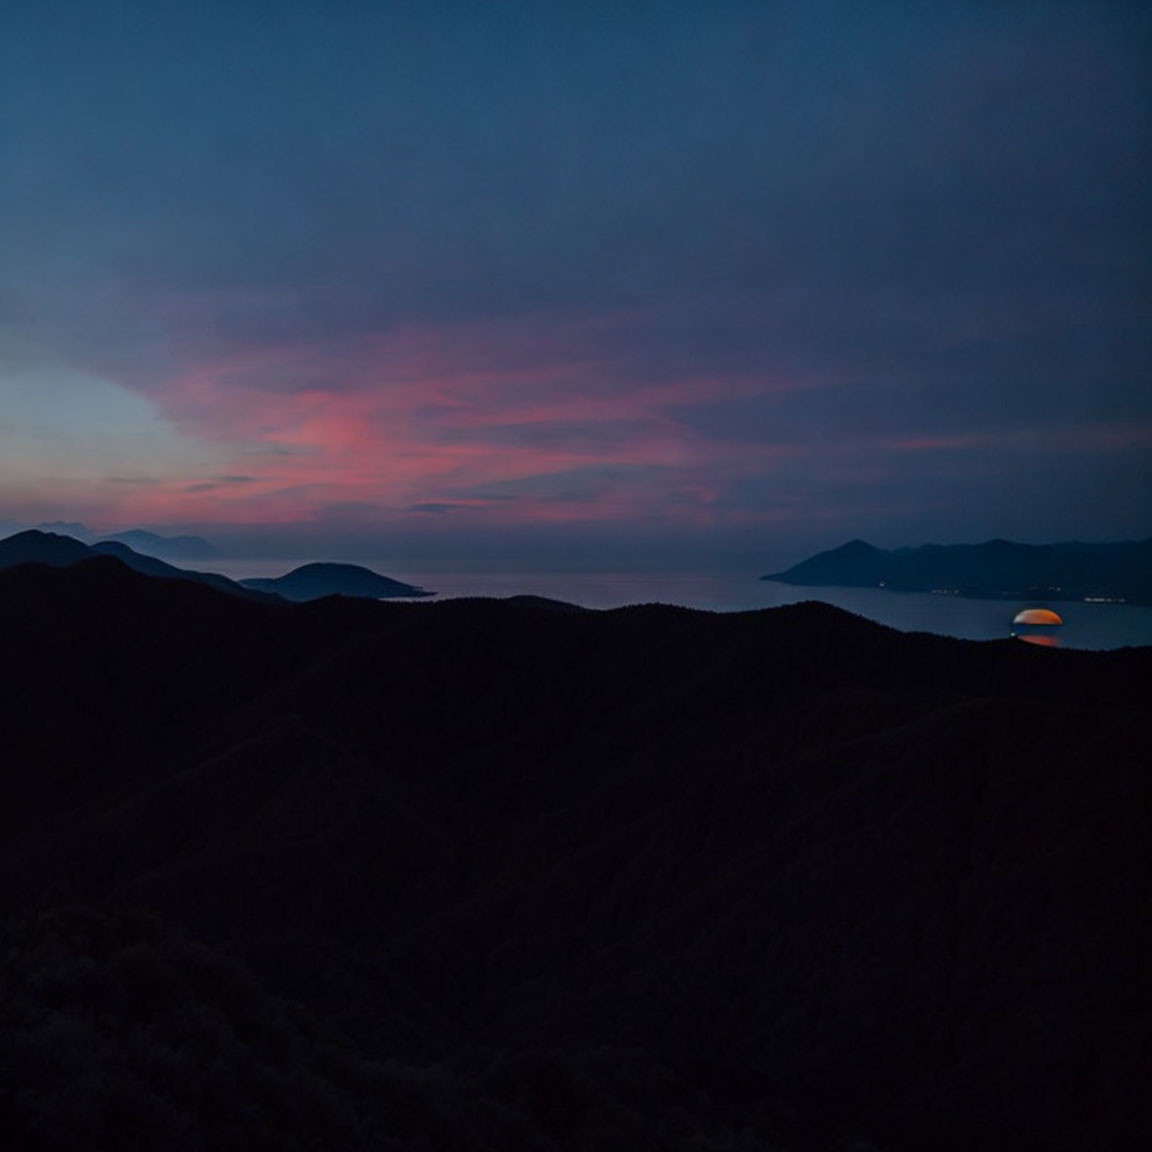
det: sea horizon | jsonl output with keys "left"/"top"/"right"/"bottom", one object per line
{"left": 207, "top": 560, "right": 1152, "bottom": 651}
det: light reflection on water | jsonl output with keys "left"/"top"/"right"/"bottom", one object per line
{"left": 211, "top": 561, "right": 1152, "bottom": 651}
{"left": 1016, "top": 633, "right": 1062, "bottom": 648}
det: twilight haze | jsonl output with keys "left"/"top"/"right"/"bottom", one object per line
{"left": 2, "top": 1, "right": 1149, "bottom": 570}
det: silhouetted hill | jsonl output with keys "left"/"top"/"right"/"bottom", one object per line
{"left": 89, "top": 540, "right": 258, "bottom": 599}
{"left": 0, "top": 558, "right": 1149, "bottom": 1151}
{"left": 766, "top": 536, "right": 1152, "bottom": 603}
{"left": 0, "top": 527, "right": 93, "bottom": 567}
{"left": 0, "top": 529, "right": 265, "bottom": 601}
{"left": 240, "top": 561, "right": 432, "bottom": 600}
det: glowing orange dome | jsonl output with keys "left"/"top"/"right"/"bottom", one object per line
{"left": 1013, "top": 608, "right": 1063, "bottom": 626}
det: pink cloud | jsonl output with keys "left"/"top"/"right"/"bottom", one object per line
{"left": 111, "top": 312, "right": 799, "bottom": 527}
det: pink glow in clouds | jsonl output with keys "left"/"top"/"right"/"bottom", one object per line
{"left": 103, "top": 313, "right": 800, "bottom": 529}
{"left": 10, "top": 300, "right": 1144, "bottom": 541}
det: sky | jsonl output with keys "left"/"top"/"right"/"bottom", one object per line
{"left": 1, "top": 0, "right": 1149, "bottom": 570}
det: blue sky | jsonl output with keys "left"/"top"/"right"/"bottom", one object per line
{"left": 2, "top": 1, "right": 1149, "bottom": 568}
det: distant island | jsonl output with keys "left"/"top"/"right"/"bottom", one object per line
{"left": 765, "top": 537, "right": 1152, "bottom": 605}
{"left": 240, "top": 562, "right": 432, "bottom": 601}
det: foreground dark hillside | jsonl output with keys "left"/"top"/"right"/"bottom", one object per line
{"left": 1, "top": 558, "right": 1150, "bottom": 1151}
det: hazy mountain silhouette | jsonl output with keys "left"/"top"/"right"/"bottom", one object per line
{"left": 100, "top": 527, "right": 218, "bottom": 560}
{"left": 31, "top": 521, "right": 218, "bottom": 559}
{"left": 34, "top": 519, "right": 95, "bottom": 542}
{"left": 0, "top": 556, "right": 1148, "bottom": 1150}
{"left": 0, "top": 529, "right": 261, "bottom": 601}
{"left": 766, "top": 536, "right": 1152, "bottom": 603}
{"left": 1, "top": 530, "right": 426, "bottom": 605}
{"left": 240, "top": 561, "right": 432, "bottom": 600}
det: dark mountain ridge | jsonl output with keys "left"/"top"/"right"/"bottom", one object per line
{"left": 766, "top": 536, "right": 1152, "bottom": 603}
{"left": 1, "top": 530, "right": 429, "bottom": 605}
{"left": 0, "top": 529, "right": 263, "bottom": 601}
{"left": 0, "top": 556, "right": 1149, "bottom": 1151}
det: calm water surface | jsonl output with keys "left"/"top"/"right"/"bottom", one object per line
{"left": 214, "top": 562, "right": 1152, "bottom": 651}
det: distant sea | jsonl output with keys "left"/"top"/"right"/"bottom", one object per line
{"left": 211, "top": 562, "right": 1152, "bottom": 651}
